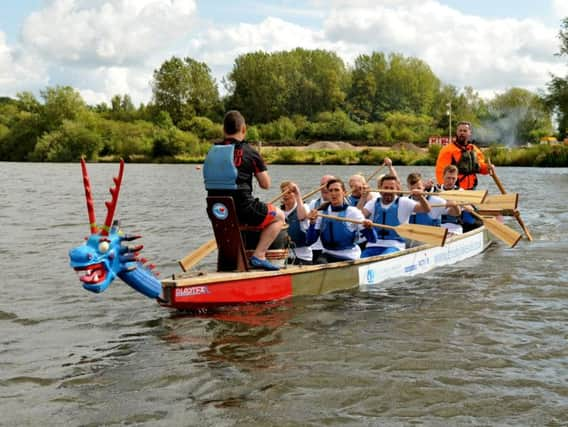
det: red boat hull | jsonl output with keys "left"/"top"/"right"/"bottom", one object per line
{"left": 162, "top": 273, "right": 293, "bottom": 310}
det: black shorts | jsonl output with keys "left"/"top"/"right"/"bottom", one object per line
{"left": 236, "top": 197, "right": 269, "bottom": 226}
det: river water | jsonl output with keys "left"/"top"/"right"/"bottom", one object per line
{"left": 1, "top": 162, "right": 567, "bottom": 426}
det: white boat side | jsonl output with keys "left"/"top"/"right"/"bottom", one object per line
{"left": 358, "top": 227, "right": 491, "bottom": 289}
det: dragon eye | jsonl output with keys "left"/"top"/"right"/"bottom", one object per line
{"left": 98, "top": 241, "right": 110, "bottom": 253}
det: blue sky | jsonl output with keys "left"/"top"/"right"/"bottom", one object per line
{"left": 0, "top": 0, "right": 566, "bottom": 105}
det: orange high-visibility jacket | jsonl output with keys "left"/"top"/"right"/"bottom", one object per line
{"left": 435, "top": 142, "right": 489, "bottom": 190}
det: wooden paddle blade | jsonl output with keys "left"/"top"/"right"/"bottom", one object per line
{"left": 482, "top": 193, "right": 519, "bottom": 210}
{"left": 436, "top": 189, "right": 487, "bottom": 204}
{"left": 396, "top": 223, "right": 448, "bottom": 247}
{"left": 482, "top": 217, "right": 522, "bottom": 248}
{"left": 475, "top": 208, "right": 516, "bottom": 217}
{"left": 178, "top": 239, "right": 217, "bottom": 271}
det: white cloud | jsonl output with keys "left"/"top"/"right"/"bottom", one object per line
{"left": 190, "top": 17, "right": 325, "bottom": 67}
{"left": 0, "top": 31, "right": 48, "bottom": 95}
{"left": 321, "top": 1, "right": 565, "bottom": 95}
{"left": 60, "top": 65, "right": 153, "bottom": 105}
{"left": 552, "top": 0, "right": 568, "bottom": 20}
{"left": 1, "top": 0, "right": 565, "bottom": 106}
{"left": 21, "top": 0, "right": 197, "bottom": 66}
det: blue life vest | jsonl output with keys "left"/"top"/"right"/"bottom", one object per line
{"left": 203, "top": 144, "right": 238, "bottom": 190}
{"left": 286, "top": 208, "right": 308, "bottom": 247}
{"left": 441, "top": 213, "right": 460, "bottom": 224}
{"left": 320, "top": 208, "right": 357, "bottom": 250}
{"left": 346, "top": 194, "right": 359, "bottom": 206}
{"left": 372, "top": 198, "right": 404, "bottom": 242}
{"left": 409, "top": 195, "right": 441, "bottom": 226}
{"left": 461, "top": 210, "right": 476, "bottom": 225}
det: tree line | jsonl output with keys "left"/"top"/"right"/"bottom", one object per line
{"left": 1, "top": 18, "right": 566, "bottom": 162}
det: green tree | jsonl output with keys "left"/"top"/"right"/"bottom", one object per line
{"left": 152, "top": 56, "right": 221, "bottom": 125}
{"left": 40, "top": 86, "right": 87, "bottom": 131}
{"left": 225, "top": 49, "right": 348, "bottom": 123}
{"left": 545, "top": 17, "right": 568, "bottom": 139}
{"left": 31, "top": 119, "right": 103, "bottom": 161}
{"left": 347, "top": 52, "right": 440, "bottom": 121}
{"left": 347, "top": 53, "right": 385, "bottom": 121}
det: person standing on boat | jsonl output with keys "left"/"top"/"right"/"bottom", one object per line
{"left": 360, "top": 174, "right": 431, "bottom": 257}
{"left": 203, "top": 110, "right": 285, "bottom": 271}
{"left": 306, "top": 179, "right": 374, "bottom": 263}
{"left": 280, "top": 180, "right": 313, "bottom": 265}
{"left": 435, "top": 121, "right": 494, "bottom": 190}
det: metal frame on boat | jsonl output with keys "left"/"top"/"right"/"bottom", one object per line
{"left": 160, "top": 227, "right": 492, "bottom": 310}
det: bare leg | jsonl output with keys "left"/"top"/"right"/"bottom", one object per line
{"left": 252, "top": 219, "right": 284, "bottom": 259}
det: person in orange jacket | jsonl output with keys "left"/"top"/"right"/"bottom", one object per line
{"left": 435, "top": 121, "right": 494, "bottom": 190}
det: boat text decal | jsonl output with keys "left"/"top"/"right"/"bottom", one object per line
{"left": 358, "top": 232, "right": 485, "bottom": 287}
{"left": 175, "top": 286, "right": 211, "bottom": 298}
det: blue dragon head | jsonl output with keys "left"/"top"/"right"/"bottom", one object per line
{"left": 69, "top": 159, "right": 162, "bottom": 299}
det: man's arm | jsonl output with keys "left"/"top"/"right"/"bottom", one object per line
{"left": 410, "top": 190, "right": 431, "bottom": 213}
{"left": 255, "top": 171, "right": 271, "bottom": 189}
{"left": 435, "top": 146, "right": 452, "bottom": 184}
{"left": 291, "top": 183, "right": 308, "bottom": 220}
{"left": 474, "top": 145, "right": 490, "bottom": 175}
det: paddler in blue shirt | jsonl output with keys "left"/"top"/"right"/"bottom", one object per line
{"left": 280, "top": 180, "right": 313, "bottom": 265}
{"left": 306, "top": 178, "right": 375, "bottom": 263}
{"left": 360, "top": 174, "right": 431, "bottom": 257}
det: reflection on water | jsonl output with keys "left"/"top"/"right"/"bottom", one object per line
{"left": 1, "top": 163, "right": 568, "bottom": 425}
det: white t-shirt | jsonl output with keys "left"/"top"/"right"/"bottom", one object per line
{"left": 363, "top": 197, "right": 417, "bottom": 250}
{"left": 283, "top": 202, "right": 312, "bottom": 261}
{"left": 312, "top": 205, "right": 365, "bottom": 260}
{"left": 421, "top": 194, "right": 449, "bottom": 221}
{"left": 307, "top": 197, "right": 325, "bottom": 251}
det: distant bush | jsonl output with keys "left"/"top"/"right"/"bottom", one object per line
{"left": 259, "top": 117, "right": 297, "bottom": 141}
{"left": 178, "top": 116, "right": 223, "bottom": 140}
{"left": 31, "top": 120, "right": 103, "bottom": 161}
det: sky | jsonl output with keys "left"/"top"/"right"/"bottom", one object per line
{"left": 1, "top": 0, "right": 567, "bottom": 106}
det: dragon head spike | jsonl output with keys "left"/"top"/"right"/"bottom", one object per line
{"left": 80, "top": 158, "right": 98, "bottom": 234}
{"left": 70, "top": 160, "right": 162, "bottom": 300}
{"left": 101, "top": 159, "right": 125, "bottom": 236}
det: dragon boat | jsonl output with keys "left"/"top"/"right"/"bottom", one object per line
{"left": 69, "top": 160, "right": 493, "bottom": 311}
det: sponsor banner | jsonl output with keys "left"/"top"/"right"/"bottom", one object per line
{"left": 358, "top": 232, "right": 485, "bottom": 288}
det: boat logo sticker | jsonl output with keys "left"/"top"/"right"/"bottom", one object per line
{"left": 212, "top": 203, "right": 229, "bottom": 220}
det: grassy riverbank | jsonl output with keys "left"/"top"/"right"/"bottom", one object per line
{"left": 95, "top": 143, "right": 568, "bottom": 167}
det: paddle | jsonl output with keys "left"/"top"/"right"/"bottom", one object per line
{"left": 302, "top": 184, "right": 327, "bottom": 201}
{"left": 468, "top": 210, "right": 522, "bottom": 248}
{"left": 474, "top": 208, "right": 516, "bottom": 217}
{"left": 178, "top": 239, "right": 217, "bottom": 271}
{"left": 317, "top": 213, "right": 448, "bottom": 247}
{"left": 378, "top": 189, "right": 487, "bottom": 204}
{"left": 487, "top": 159, "right": 532, "bottom": 241}
{"left": 482, "top": 193, "right": 519, "bottom": 210}
{"left": 429, "top": 197, "right": 518, "bottom": 211}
